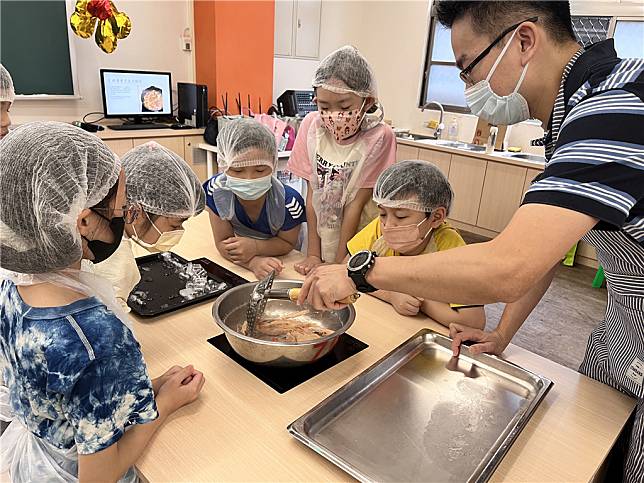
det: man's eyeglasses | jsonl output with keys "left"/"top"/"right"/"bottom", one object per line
{"left": 459, "top": 16, "right": 538, "bottom": 85}
{"left": 93, "top": 202, "right": 141, "bottom": 224}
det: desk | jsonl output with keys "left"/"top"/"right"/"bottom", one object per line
{"left": 132, "top": 212, "right": 636, "bottom": 482}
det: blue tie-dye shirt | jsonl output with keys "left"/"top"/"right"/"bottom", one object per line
{"left": 0, "top": 280, "right": 158, "bottom": 455}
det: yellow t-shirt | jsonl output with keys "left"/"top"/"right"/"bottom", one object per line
{"left": 347, "top": 218, "right": 475, "bottom": 308}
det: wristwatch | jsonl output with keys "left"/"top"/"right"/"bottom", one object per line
{"left": 347, "top": 250, "right": 378, "bottom": 293}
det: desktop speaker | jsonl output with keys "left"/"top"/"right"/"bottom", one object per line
{"left": 178, "top": 82, "right": 208, "bottom": 128}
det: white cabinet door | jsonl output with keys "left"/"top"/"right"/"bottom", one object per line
{"left": 294, "top": 0, "right": 321, "bottom": 58}
{"left": 274, "top": 0, "right": 295, "bottom": 57}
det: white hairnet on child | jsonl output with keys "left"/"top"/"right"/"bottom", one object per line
{"left": 217, "top": 117, "right": 277, "bottom": 169}
{"left": 373, "top": 160, "right": 453, "bottom": 214}
{"left": 0, "top": 122, "right": 120, "bottom": 273}
{"left": 122, "top": 141, "right": 205, "bottom": 218}
{"left": 0, "top": 64, "right": 15, "bottom": 103}
{"left": 0, "top": 122, "right": 134, "bottom": 330}
{"left": 312, "top": 45, "right": 378, "bottom": 99}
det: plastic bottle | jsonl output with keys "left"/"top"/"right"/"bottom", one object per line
{"left": 447, "top": 117, "right": 459, "bottom": 141}
{"left": 486, "top": 126, "right": 498, "bottom": 154}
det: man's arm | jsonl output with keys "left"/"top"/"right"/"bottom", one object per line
{"left": 367, "top": 204, "right": 595, "bottom": 303}
{"left": 299, "top": 204, "right": 597, "bottom": 309}
{"left": 450, "top": 263, "right": 558, "bottom": 356}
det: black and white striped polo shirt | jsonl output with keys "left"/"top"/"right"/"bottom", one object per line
{"left": 523, "top": 39, "right": 644, "bottom": 247}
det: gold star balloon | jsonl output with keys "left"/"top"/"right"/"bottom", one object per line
{"left": 70, "top": 0, "right": 131, "bottom": 54}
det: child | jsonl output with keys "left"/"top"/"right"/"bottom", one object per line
{"left": 92, "top": 141, "right": 206, "bottom": 311}
{"left": 205, "top": 118, "right": 306, "bottom": 280}
{"left": 0, "top": 64, "right": 14, "bottom": 140}
{"left": 347, "top": 160, "right": 486, "bottom": 329}
{"left": 0, "top": 122, "right": 204, "bottom": 481}
{"left": 287, "top": 45, "right": 397, "bottom": 274}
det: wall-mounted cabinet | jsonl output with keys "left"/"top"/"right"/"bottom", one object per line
{"left": 274, "top": 0, "right": 321, "bottom": 59}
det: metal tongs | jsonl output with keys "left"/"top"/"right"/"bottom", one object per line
{"left": 245, "top": 270, "right": 360, "bottom": 336}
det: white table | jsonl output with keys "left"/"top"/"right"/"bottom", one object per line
{"left": 197, "top": 143, "right": 292, "bottom": 178}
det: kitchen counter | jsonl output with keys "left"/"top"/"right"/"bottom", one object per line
{"left": 97, "top": 127, "right": 205, "bottom": 140}
{"left": 396, "top": 136, "right": 546, "bottom": 170}
{"left": 132, "top": 213, "right": 635, "bottom": 482}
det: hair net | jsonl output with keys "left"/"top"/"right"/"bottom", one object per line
{"left": 373, "top": 160, "right": 453, "bottom": 214}
{"left": 0, "top": 122, "right": 134, "bottom": 331}
{"left": 217, "top": 118, "right": 277, "bottom": 170}
{"left": 312, "top": 45, "right": 378, "bottom": 99}
{"left": 122, "top": 141, "right": 205, "bottom": 218}
{"left": 0, "top": 64, "right": 15, "bottom": 103}
{"left": 1, "top": 121, "right": 120, "bottom": 274}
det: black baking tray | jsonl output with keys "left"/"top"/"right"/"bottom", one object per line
{"left": 128, "top": 252, "right": 248, "bottom": 317}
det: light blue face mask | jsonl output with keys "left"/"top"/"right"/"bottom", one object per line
{"left": 225, "top": 174, "right": 272, "bottom": 200}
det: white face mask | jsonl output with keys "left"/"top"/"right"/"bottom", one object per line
{"left": 131, "top": 214, "right": 184, "bottom": 253}
{"left": 464, "top": 28, "right": 530, "bottom": 126}
{"left": 225, "top": 174, "right": 272, "bottom": 200}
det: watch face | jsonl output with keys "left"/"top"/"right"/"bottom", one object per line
{"left": 350, "top": 251, "right": 369, "bottom": 270}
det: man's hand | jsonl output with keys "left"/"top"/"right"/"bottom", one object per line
{"left": 298, "top": 264, "right": 357, "bottom": 310}
{"left": 449, "top": 324, "right": 509, "bottom": 357}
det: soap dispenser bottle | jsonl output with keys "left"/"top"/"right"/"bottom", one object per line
{"left": 447, "top": 117, "right": 459, "bottom": 141}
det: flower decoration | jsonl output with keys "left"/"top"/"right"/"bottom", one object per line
{"left": 70, "top": 0, "right": 131, "bottom": 54}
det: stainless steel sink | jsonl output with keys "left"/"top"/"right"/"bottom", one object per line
{"left": 500, "top": 152, "right": 546, "bottom": 163}
{"left": 396, "top": 133, "right": 436, "bottom": 141}
{"left": 418, "top": 139, "right": 486, "bottom": 152}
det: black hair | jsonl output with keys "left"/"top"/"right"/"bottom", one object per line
{"left": 93, "top": 179, "right": 119, "bottom": 212}
{"left": 434, "top": 1, "right": 576, "bottom": 44}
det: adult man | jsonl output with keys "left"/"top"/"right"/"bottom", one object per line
{"left": 299, "top": 2, "right": 643, "bottom": 479}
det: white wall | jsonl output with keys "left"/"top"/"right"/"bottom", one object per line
{"left": 273, "top": 0, "right": 547, "bottom": 151}
{"left": 272, "top": 0, "right": 365, "bottom": 102}
{"left": 11, "top": 0, "right": 195, "bottom": 125}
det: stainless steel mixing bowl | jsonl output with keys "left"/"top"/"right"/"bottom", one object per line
{"left": 212, "top": 280, "right": 356, "bottom": 367}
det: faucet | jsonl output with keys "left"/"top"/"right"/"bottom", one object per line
{"left": 421, "top": 100, "right": 445, "bottom": 139}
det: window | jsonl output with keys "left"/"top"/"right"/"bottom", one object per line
{"left": 571, "top": 15, "right": 611, "bottom": 48}
{"left": 613, "top": 19, "right": 644, "bottom": 58}
{"left": 420, "top": 17, "right": 468, "bottom": 112}
{"left": 419, "top": 14, "right": 644, "bottom": 113}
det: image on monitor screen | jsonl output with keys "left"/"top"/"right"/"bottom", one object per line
{"left": 101, "top": 70, "right": 172, "bottom": 117}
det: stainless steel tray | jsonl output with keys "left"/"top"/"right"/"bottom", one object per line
{"left": 288, "top": 329, "right": 552, "bottom": 482}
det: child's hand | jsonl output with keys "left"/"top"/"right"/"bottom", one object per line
{"left": 294, "top": 255, "right": 323, "bottom": 275}
{"left": 151, "top": 365, "right": 182, "bottom": 394}
{"left": 222, "top": 237, "right": 257, "bottom": 264}
{"left": 390, "top": 292, "right": 423, "bottom": 316}
{"left": 156, "top": 365, "right": 205, "bottom": 416}
{"left": 249, "top": 256, "right": 284, "bottom": 280}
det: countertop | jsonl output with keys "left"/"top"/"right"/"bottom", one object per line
{"left": 97, "top": 127, "right": 204, "bottom": 140}
{"left": 396, "top": 136, "right": 546, "bottom": 171}
{"left": 131, "top": 213, "right": 635, "bottom": 482}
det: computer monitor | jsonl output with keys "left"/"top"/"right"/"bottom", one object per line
{"left": 100, "top": 69, "right": 173, "bottom": 119}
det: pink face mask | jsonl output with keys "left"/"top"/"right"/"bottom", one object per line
{"left": 320, "top": 99, "right": 366, "bottom": 141}
{"left": 382, "top": 217, "right": 431, "bottom": 253}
